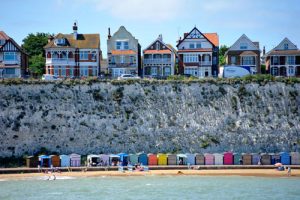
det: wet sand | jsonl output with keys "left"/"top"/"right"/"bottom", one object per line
{"left": 0, "top": 169, "right": 299, "bottom": 181}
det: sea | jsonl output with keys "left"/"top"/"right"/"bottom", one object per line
{"left": 0, "top": 175, "right": 300, "bottom": 200}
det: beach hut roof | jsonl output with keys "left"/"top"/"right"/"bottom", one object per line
{"left": 177, "top": 154, "right": 187, "bottom": 158}
{"left": 39, "top": 155, "right": 50, "bottom": 159}
{"left": 118, "top": 153, "right": 128, "bottom": 157}
{"left": 88, "top": 154, "right": 100, "bottom": 158}
{"left": 110, "top": 154, "right": 120, "bottom": 158}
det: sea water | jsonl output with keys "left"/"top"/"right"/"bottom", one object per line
{"left": 0, "top": 176, "right": 300, "bottom": 200}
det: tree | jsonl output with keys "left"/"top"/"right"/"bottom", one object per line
{"left": 22, "top": 33, "right": 51, "bottom": 76}
{"left": 219, "top": 45, "right": 229, "bottom": 66}
{"left": 29, "top": 54, "right": 45, "bottom": 75}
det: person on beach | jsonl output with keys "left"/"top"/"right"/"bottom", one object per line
{"left": 287, "top": 167, "right": 291, "bottom": 176}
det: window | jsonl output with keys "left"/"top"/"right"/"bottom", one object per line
{"left": 120, "top": 56, "right": 125, "bottom": 63}
{"left": 242, "top": 56, "right": 255, "bottom": 65}
{"left": 284, "top": 43, "right": 289, "bottom": 50}
{"left": 240, "top": 43, "right": 248, "bottom": 50}
{"left": 271, "top": 67, "right": 278, "bottom": 76}
{"left": 116, "top": 41, "right": 122, "bottom": 50}
{"left": 287, "top": 56, "right": 295, "bottom": 65}
{"left": 273, "top": 56, "right": 279, "bottom": 65}
{"left": 231, "top": 56, "right": 236, "bottom": 64}
{"left": 54, "top": 38, "right": 65, "bottom": 46}
{"left": 80, "top": 51, "right": 89, "bottom": 60}
{"left": 111, "top": 56, "right": 115, "bottom": 64}
{"left": 183, "top": 54, "right": 198, "bottom": 63}
{"left": 93, "top": 67, "right": 98, "bottom": 76}
{"left": 151, "top": 67, "right": 157, "bottom": 76}
{"left": 164, "top": 67, "right": 171, "bottom": 76}
{"left": 184, "top": 68, "right": 198, "bottom": 76}
{"left": 80, "top": 67, "right": 88, "bottom": 76}
{"left": 289, "top": 66, "right": 294, "bottom": 75}
{"left": 61, "top": 67, "right": 66, "bottom": 76}
{"left": 69, "top": 68, "right": 74, "bottom": 77}
{"left": 189, "top": 43, "right": 195, "bottom": 49}
{"left": 54, "top": 67, "right": 59, "bottom": 76}
{"left": 130, "top": 56, "right": 134, "bottom": 64}
{"left": 156, "top": 42, "right": 160, "bottom": 50}
{"left": 204, "top": 55, "right": 210, "bottom": 61}
{"left": 5, "top": 68, "right": 15, "bottom": 75}
{"left": 196, "top": 43, "right": 201, "bottom": 48}
{"left": 91, "top": 51, "right": 97, "bottom": 60}
{"left": 4, "top": 52, "right": 17, "bottom": 61}
{"left": 124, "top": 42, "right": 129, "bottom": 50}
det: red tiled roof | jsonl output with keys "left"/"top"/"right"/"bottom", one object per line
{"left": 111, "top": 50, "right": 137, "bottom": 55}
{"left": 177, "top": 48, "right": 213, "bottom": 53}
{"left": 0, "top": 31, "right": 10, "bottom": 40}
{"left": 204, "top": 33, "right": 219, "bottom": 47}
{"left": 144, "top": 49, "right": 171, "bottom": 54}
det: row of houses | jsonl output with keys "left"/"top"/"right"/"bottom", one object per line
{"left": 1, "top": 23, "right": 300, "bottom": 78}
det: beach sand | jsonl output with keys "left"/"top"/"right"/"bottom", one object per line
{"left": 1, "top": 169, "right": 300, "bottom": 180}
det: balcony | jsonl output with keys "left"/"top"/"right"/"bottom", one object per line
{"left": 143, "top": 59, "right": 171, "bottom": 65}
{"left": 241, "top": 62, "right": 256, "bottom": 66}
{"left": 200, "top": 61, "right": 211, "bottom": 66}
{"left": 2, "top": 60, "right": 20, "bottom": 65}
{"left": 46, "top": 58, "right": 75, "bottom": 65}
{"left": 108, "top": 63, "right": 137, "bottom": 68}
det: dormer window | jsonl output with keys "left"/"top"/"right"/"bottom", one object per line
{"left": 240, "top": 43, "right": 248, "bottom": 50}
{"left": 284, "top": 43, "right": 289, "bottom": 50}
{"left": 54, "top": 38, "right": 65, "bottom": 46}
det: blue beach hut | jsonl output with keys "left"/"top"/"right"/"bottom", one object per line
{"left": 251, "top": 154, "right": 261, "bottom": 165}
{"left": 270, "top": 153, "right": 281, "bottom": 164}
{"left": 118, "top": 153, "right": 129, "bottom": 166}
{"left": 186, "top": 154, "right": 195, "bottom": 165}
{"left": 234, "top": 153, "right": 241, "bottom": 165}
{"left": 60, "top": 155, "right": 70, "bottom": 167}
{"left": 129, "top": 154, "right": 139, "bottom": 165}
{"left": 280, "top": 152, "right": 291, "bottom": 165}
{"left": 39, "top": 155, "right": 51, "bottom": 167}
{"left": 138, "top": 153, "right": 148, "bottom": 166}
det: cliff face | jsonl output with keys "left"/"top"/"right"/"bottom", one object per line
{"left": 0, "top": 81, "right": 299, "bottom": 157}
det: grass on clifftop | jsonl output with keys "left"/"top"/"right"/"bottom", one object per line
{"left": 0, "top": 75, "right": 300, "bottom": 85}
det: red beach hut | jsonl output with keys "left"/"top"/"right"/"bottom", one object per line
{"left": 223, "top": 152, "right": 234, "bottom": 165}
{"left": 148, "top": 154, "right": 158, "bottom": 165}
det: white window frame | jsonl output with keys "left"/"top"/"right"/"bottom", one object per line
{"left": 284, "top": 43, "right": 289, "bottom": 50}
{"left": 240, "top": 43, "right": 248, "bottom": 50}
{"left": 79, "top": 51, "right": 89, "bottom": 60}
{"left": 189, "top": 43, "right": 195, "bottom": 49}
{"left": 4, "top": 52, "right": 17, "bottom": 61}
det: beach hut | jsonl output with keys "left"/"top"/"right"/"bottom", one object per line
{"left": 242, "top": 153, "right": 252, "bottom": 165}
{"left": 109, "top": 154, "right": 120, "bottom": 166}
{"left": 280, "top": 152, "right": 291, "bottom": 165}
{"left": 234, "top": 153, "right": 242, "bottom": 165}
{"left": 223, "top": 152, "right": 234, "bottom": 165}
{"left": 177, "top": 154, "right": 187, "bottom": 165}
{"left": 213, "top": 153, "right": 223, "bottom": 165}
{"left": 50, "top": 155, "right": 60, "bottom": 167}
{"left": 157, "top": 154, "right": 168, "bottom": 165}
{"left": 195, "top": 154, "right": 205, "bottom": 165}
{"left": 138, "top": 153, "right": 148, "bottom": 166}
{"left": 26, "top": 156, "right": 39, "bottom": 168}
{"left": 39, "top": 155, "right": 51, "bottom": 167}
{"left": 204, "top": 153, "right": 214, "bottom": 165}
{"left": 167, "top": 154, "right": 177, "bottom": 165}
{"left": 129, "top": 154, "right": 139, "bottom": 165}
{"left": 291, "top": 152, "right": 300, "bottom": 165}
{"left": 261, "top": 153, "right": 271, "bottom": 165}
{"left": 148, "top": 154, "right": 158, "bottom": 165}
{"left": 251, "top": 153, "right": 261, "bottom": 165}
{"left": 87, "top": 154, "right": 101, "bottom": 167}
{"left": 186, "top": 154, "right": 195, "bottom": 165}
{"left": 60, "top": 155, "right": 70, "bottom": 167}
{"left": 70, "top": 153, "right": 81, "bottom": 167}
{"left": 270, "top": 153, "right": 281, "bottom": 164}
{"left": 99, "top": 154, "right": 110, "bottom": 166}
{"left": 118, "top": 153, "right": 129, "bottom": 166}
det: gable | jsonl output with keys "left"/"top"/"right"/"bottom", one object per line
{"left": 0, "top": 40, "right": 19, "bottom": 52}
{"left": 228, "top": 34, "right": 260, "bottom": 52}
{"left": 145, "top": 39, "right": 171, "bottom": 52}
{"left": 274, "top": 38, "right": 298, "bottom": 50}
{"left": 186, "top": 28, "right": 205, "bottom": 39}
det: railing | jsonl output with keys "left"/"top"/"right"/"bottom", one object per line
{"left": 46, "top": 58, "right": 75, "bottom": 64}
{"left": 2, "top": 60, "right": 20, "bottom": 65}
{"left": 143, "top": 59, "right": 171, "bottom": 64}
{"left": 241, "top": 62, "right": 256, "bottom": 66}
{"left": 200, "top": 61, "right": 211, "bottom": 66}
{"left": 108, "top": 63, "right": 137, "bottom": 68}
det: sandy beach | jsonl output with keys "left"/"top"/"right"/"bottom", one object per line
{"left": 0, "top": 169, "right": 299, "bottom": 181}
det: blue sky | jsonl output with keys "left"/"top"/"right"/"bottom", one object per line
{"left": 1, "top": 0, "right": 300, "bottom": 57}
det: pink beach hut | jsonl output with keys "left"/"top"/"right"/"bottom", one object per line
{"left": 204, "top": 153, "right": 214, "bottom": 165}
{"left": 223, "top": 152, "right": 234, "bottom": 165}
{"left": 70, "top": 153, "right": 81, "bottom": 167}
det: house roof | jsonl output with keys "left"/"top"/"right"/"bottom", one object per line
{"left": 176, "top": 27, "right": 219, "bottom": 48}
{"left": 225, "top": 34, "right": 260, "bottom": 56}
{"left": 240, "top": 51, "right": 258, "bottom": 56}
{"left": 0, "top": 31, "right": 10, "bottom": 40}
{"left": 203, "top": 33, "right": 219, "bottom": 47}
{"left": 110, "top": 50, "right": 137, "bottom": 55}
{"left": 44, "top": 33, "right": 100, "bottom": 49}
{"left": 268, "top": 50, "right": 300, "bottom": 56}
{"left": 144, "top": 49, "right": 172, "bottom": 54}
{"left": 143, "top": 35, "right": 176, "bottom": 54}
{"left": 0, "top": 31, "right": 27, "bottom": 55}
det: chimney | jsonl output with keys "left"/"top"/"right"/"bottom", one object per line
{"left": 263, "top": 46, "right": 266, "bottom": 56}
{"left": 158, "top": 34, "right": 163, "bottom": 41}
{"left": 108, "top": 28, "right": 111, "bottom": 39}
{"left": 48, "top": 35, "right": 54, "bottom": 43}
{"left": 73, "top": 22, "right": 78, "bottom": 40}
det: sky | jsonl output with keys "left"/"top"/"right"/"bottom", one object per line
{"left": 1, "top": 0, "right": 300, "bottom": 58}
